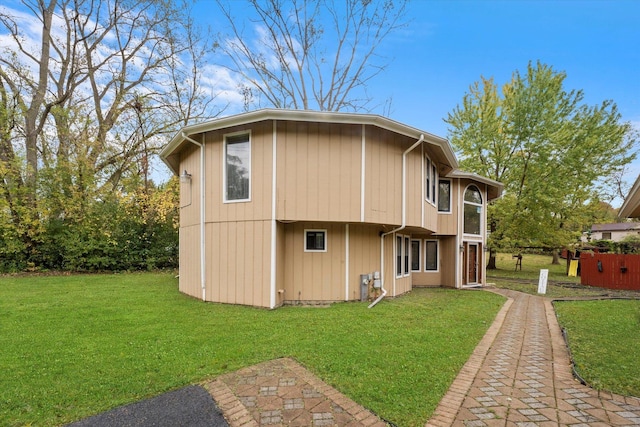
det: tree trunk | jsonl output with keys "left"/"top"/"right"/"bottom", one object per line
{"left": 487, "top": 248, "right": 497, "bottom": 269}
{"left": 552, "top": 249, "right": 560, "bottom": 265}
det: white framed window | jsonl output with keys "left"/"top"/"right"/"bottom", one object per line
{"left": 463, "top": 185, "right": 483, "bottom": 235}
{"left": 431, "top": 164, "right": 437, "bottom": 204}
{"left": 425, "top": 155, "right": 437, "bottom": 206}
{"left": 396, "top": 235, "right": 403, "bottom": 277}
{"left": 425, "top": 156, "right": 431, "bottom": 202}
{"left": 304, "top": 229, "right": 327, "bottom": 252}
{"left": 396, "top": 235, "right": 411, "bottom": 277}
{"left": 438, "top": 179, "right": 451, "bottom": 213}
{"left": 224, "top": 132, "right": 251, "bottom": 202}
{"left": 411, "top": 239, "right": 421, "bottom": 271}
{"left": 404, "top": 236, "right": 410, "bottom": 276}
{"left": 425, "top": 240, "right": 439, "bottom": 271}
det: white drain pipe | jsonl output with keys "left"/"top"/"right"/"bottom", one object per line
{"left": 369, "top": 134, "right": 424, "bottom": 308}
{"left": 182, "top": 132, "right": 206, "bottom": 301}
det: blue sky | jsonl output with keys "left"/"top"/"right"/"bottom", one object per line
{"left": 201, "top": 0, "right": 640, "bottom": 204}
{"left": 349, "top": 0, "right": 639, "bottom": 137}
{"left": 202, "top": 0, "right": 640, "bottom": 136}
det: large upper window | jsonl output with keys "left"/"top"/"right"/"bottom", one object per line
{"left": 438, "top": 179, "right": 451, "bottom": 212}
{"left": 463, "top": 185, "right": 483, "bottom": 235}
{"left": 224, "top": 133, "right": 251, "bottom": 202}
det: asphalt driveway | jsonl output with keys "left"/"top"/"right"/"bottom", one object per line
{"left": 66, "top": 385, "right": 228, "bottom": 427}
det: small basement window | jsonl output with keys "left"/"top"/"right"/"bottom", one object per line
{"left": 304, "top": 230, "right": 327, "bottom": 252}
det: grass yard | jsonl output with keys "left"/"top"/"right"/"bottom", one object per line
{"left": 554, "top": 299, "right": 640, "bottom": 397}
{"left": 488, "top": 252, "right": 581, "bottom": 284}
{"left": 489, "top": 253, "right": 640, "bottom": 398}
{"left": 0, "top": 273, "right": 504, "bottom": 427}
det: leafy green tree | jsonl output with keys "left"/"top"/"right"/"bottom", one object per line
{"left": 446, "top": 61, "right": 637, "bottom": 267}
{"left": 0, "top": 0, "right": 210, "bottom": 272}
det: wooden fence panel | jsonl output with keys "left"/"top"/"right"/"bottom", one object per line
{"left": 580, "top": 253, "right": 640, "bottom": 291}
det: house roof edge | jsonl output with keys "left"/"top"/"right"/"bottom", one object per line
{"left": 160, "top": 109, "right": 459, "bottom": 175}
{"left": 619, "top": 174, "right": 640, "bottom": 218}
{"left": 447, "top": 169, "right": 504, "bottom": 201}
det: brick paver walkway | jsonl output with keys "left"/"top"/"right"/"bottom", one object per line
{"left": 427, "top": 289, "right": 640, "bottom": 427}
{"left": 202, "top": 289, "right": 640, "bottom": 426}
{"left": 205, "top": 358, "right": 388, "bottom": 427}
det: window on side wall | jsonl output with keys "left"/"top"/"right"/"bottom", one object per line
{"left": 463, "top": 185, "right": 483, "bottom": 235}
{"left": 305, "top": 230, "right": 327, "bottom": 252}
{"left": 425, "top": 157, "right": 431, "bottom": 202}
{"left": 411, "top": 240, "right": 421, "bottom": 271}
{"left": 431, "top": 164, "right": 437, "bottom": 204}
{"left": 224, "top": 133, "right": 251, "bottom": 202}
{"left": 425, "top": 240, "right": 438, "bottom": 271}
{"left": 404, "top": 236, "right": 410, "bottom": 276}
{"left": 438, "top": 179, "right": 451, "bottom": 212}
{"left": 396, "top": 236, "right": 403, "bottom": 277}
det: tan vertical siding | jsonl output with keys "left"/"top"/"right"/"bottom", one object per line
{"left": 282, "top": 222, "right": 346, "bottom": 303}
{"left": 438, "top": 236, "right": 457, "bottom": 287}
{"left": 406, "top": 149, "right": 423, "bottom": 227}
{"left": 364, "top": 127, "right": 403, "bottom": 225}
{"left": 412, "top": 271, "right": 442, "bottom": 286}
{"left": 179, "top": 144, "right": 201, "bottom": 228}
{"left": 382, "top": 234, "right": 395, "bottom": 298}
{"left": 348, "top": 224, "right": 384, "bottom": 301}
{"left": 179, "top": 225, "right": 201, "bottom": 298}
{"left": 205, "top": 220, "right": 272, "bottom": 308}
{"left": 276, "top": 121, "right": 361, "bottom": 222}
{"left": 394, "top": 275, "right": 412, "bottom": 296}
{"left": 424, "top": 203, "right": 438, "bottom": 233}
{"left": 275, "top": 222, "right": 286, "bottom": 307}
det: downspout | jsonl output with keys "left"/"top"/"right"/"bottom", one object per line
{"left": 369, "top": 134, "right": 425, "bottom": 308}
{"left": 182, "top": 132, "right": 206, "bottom": 301}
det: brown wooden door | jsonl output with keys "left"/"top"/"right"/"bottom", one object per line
{"left": 468, "top": 244, "right": 478, "bottom": 283}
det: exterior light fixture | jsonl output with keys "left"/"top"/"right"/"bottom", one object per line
{"left": 180, "top": 169, "right": 192, "bottom": 184}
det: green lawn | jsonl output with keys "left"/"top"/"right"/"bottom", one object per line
{"left": 488, "top": 252, "right": 581, "bottom": 284}
{"left": 554, "top": 299, "right": 640, "bottom": 397}
{"left": 0, "top": 273, "right": 504, "bottom": 427}
{"left": 489, "top": 253, "right": 640, "bottom": 398}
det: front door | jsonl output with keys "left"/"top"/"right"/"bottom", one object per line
{"left": 467, "top": 243, "right": 478, "bottom": 284}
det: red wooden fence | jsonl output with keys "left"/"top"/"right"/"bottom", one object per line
{"left": 580, "top": 253, "right": 640, "bottom": 291}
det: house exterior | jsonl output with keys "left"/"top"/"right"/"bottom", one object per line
{"left": 619, "top": 174, "right": 640, "bottom": 219}
{"left": 160, "top": 109, "right": 502, "bottom": 308}
{"left": 581, "top": 223, "right": 640, "bottom": 243}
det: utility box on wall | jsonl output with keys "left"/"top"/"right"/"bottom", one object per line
{"left": 360, "top": 274, "right": 371, "bottom": 301}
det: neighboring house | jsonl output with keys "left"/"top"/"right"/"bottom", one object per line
{"left": 619, "top": 174, "right": 640, "bottom": 219}
{"left": 582, "top": 223, "right": 640, "bottom": 242}
{"left": 160, "top": 109, "right": 503, "bottom": 308}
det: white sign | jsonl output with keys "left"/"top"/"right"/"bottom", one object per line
{"left": 538, "top": 269, "right": 549, "bottom": 294}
